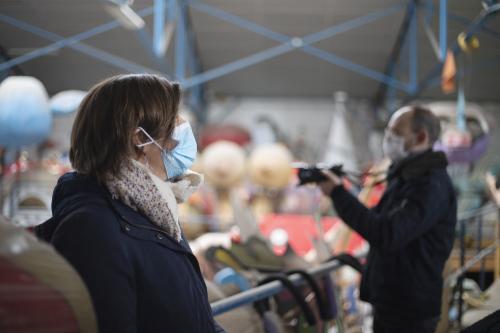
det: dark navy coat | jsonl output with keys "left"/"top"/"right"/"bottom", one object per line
{"left": 330, "top": 152, "right": 457, "bottom": 321}
{"left": 36, "top": 172, "right": 225, "bottom": 333}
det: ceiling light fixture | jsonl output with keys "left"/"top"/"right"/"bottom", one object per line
{"left": 104, "top": 0, "right": 145, "bottom": 30}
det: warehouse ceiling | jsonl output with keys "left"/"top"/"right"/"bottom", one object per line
{"left": 0, "top": 0, "right": 499, "bottom": 102}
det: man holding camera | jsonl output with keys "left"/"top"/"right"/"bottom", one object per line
{"left": 319, "top": 105, "right": 457, "bottom": 333}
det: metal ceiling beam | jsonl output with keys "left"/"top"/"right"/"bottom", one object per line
{"left": 409, "top": 1, "right": 418, "bottom": 92}
{"left": 135, "top": 27, "right": 172, "bottom": 74}
{"left": 403, "top": 3, "right": 500, "bottom": 103}
{"left": 1, "top": 1, "right": 204, "bottom": 120}
{"left": 0, "top": 9, "right": 167, "bottom": 75}
{"left": 422, "top": 0, "right": 441, "bottom": 60}
{"left": 183, "top": 0, "right": 409, "bottom": 92}
{"left": 154, "top": 0, "right": 167, "bottom": 56}
{"left": 103, "top": 0, "right": 173, "bottom": 74}
{"left": 183, "top": 2, "right": 206, "bottom": 124}
{"left": 439, "top": 0, "right": 448, "bottom": 60}
{"left": 448, "top": 12, "right": 500, "bottom": 41}
{"left": 175, "top": 0, "right": 187, "bottom": 80}
{"left": 169, "top": 0, "right": 207, "bottom": 124}
{"left": 154, "top": 0, "right": 177, "bottom": 58}
{"left": 372, "top": 1, "right": 416, "bottom": 111}
{"left": 403, "top": 52, "right": 500, "bottom": 95}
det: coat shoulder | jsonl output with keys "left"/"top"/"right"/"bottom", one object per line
{"left": 55, "top": 203, "right": 123, "bottom": 242}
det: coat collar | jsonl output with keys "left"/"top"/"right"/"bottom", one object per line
{"left": 387, "top": 150, "right": 448, "bottom": 182}
{"left": 106, "top": 196, "right": 193, "bottom": 254}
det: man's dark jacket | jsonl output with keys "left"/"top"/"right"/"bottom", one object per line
{"left": 330, "top": 150, "right": 457, "bottom": 320}
{"left": 36, "top": 172, "right": 225, "bottom": 333}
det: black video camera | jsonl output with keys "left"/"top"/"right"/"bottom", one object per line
{"left": 296, "top": 164, "right": 345, "bottom": 185}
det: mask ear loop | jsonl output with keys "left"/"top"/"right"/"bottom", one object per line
{"left": 136, "top": 127, "right": 163, "bottom": 150}
{"left": 135, "top": 127, "right": 161, "bottom": 170}
{"left": 136, "top": 127, "right": 173, "bottom": 179}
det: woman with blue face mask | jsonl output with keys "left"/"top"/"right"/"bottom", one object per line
{"left": 136, "top": 118, "right": 197, "bottom": 181}
{"left": 35, "top": 74, "right": 225, "bottom": 333}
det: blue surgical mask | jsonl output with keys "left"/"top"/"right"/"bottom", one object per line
{"left": 137, "top": 122, "right": 197, "bottom": 180}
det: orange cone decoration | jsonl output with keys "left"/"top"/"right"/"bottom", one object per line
{"left": 441, "top": 50, "right": 457, "bottom": 94}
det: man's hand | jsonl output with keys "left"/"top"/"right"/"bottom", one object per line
{"left": 318, "top": 169, "right": 343, "bottom": 196}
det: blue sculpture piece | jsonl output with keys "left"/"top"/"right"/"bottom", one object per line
{"left": 50, "top": 90, "right": 86, "bottom": 115}
{"left": 0, "top": 77, "right": 85, "bottom": 149}
{"left": 0, "top": 76, "right": 52, "bottom": 148}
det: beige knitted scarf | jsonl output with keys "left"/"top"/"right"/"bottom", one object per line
{"left": 105, "top": 159, "right": 182, "bottom": 241}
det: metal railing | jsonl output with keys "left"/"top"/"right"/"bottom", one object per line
{"left": 450, "top": 204, "right": 500, "bottom": 329}
{"left": 210, "top": 258, "right": 349, "bottom": 316}
{"left": 210, "top": 204, "right": 500, "bottom": 322}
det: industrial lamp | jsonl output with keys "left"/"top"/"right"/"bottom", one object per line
{"left": 104, "top": 0, "right": 145, "bottom": 30}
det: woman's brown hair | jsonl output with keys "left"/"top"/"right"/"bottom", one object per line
{"left": 70, "top": 74, "right": 180, "bottom": 183}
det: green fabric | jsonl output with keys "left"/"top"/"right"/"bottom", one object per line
{"left": 227, "top": 236, "right": 285, "bottom": 272}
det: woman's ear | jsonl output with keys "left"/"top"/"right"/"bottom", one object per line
{"left": 133, "top": 128, "right": 142, "bottom": 146}
{"left": 132, "top": 129, "right": 145, "bottom": 157}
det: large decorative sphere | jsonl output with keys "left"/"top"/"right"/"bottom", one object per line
{"left": 202, "top": 141, "right": 246, "bottom": 188}
{"left": 248, "top": 144, "right": 293, "bottom": 189}
{"left": 0, "top": 76, "right": 51, "bottom": 148}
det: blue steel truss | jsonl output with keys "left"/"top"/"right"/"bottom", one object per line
{"left": 183, "top": 0, "right": 408, "bottom": 92}
{"left": 0, "top": 8, "right": 162, "bottom": 75}
{"left": 403, "top": 2, "right": 500, "bottom": 105}
{"left": 1, "top": 0, "right": 500, "bottom": 120}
